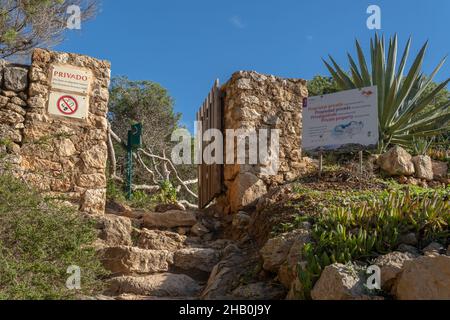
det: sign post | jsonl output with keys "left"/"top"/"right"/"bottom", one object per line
{"left": 126, "top": 123, "right": 143, "bottom": 200}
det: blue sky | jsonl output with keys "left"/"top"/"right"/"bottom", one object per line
{"left": 56, "top": 0, "right": 450, "bottom": 130}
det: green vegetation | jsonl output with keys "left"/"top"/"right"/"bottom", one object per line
{"left": 323, "top": 34, "right": 450, "bottom": 153}
{"left": 296, "top": 188, "right": 450, "bottom": 299}
{"left": 0, "top": 174, "right": 107, "bottom": 300}
{"left": 107, "top": 178, "right": 178, "bottom": 210}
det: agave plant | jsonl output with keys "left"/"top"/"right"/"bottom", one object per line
{"left": 323, "top": 34, "right": 450, "bottom": 153}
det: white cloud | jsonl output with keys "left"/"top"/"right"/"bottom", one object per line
{"left": 230, "top": 15, "right": 245, "bottom": 29}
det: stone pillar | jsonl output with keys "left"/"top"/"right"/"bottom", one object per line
{"left": 18, "top": 49, "right": 111, "bottom": 215}
{"left": 220, "top": 71, "right": 308, "bottom": 214}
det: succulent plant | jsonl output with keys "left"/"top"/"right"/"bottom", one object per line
{"left": 323, "top": 34, "right": 450, "bottom": 153}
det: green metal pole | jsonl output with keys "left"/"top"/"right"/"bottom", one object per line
{"left": 126, "top": 146, "right": 133, "bottom": 200}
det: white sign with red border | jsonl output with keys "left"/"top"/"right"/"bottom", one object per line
{"left": 47, "top": 64, "right": 92, "bottom": 120}
{"left": 48, "top": 92, "right": 88, "bottom": 120}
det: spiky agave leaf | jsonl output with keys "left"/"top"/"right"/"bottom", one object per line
{"left": 323, "top": 34, "right": 450, "bottom": 152}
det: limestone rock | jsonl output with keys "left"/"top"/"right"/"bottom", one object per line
{"left": 397, "top": 244, "right": 420, "bottom": 256}
{"left": 99, "top": 246, "right": 173, "bottom": 274}
{"left": 4, "top": 66, "right": 28, "bottom": 92}
{"left": 190, "top": 222, "right": 210, "bottom": 237}
{"left": 56, "top": 138, "right": 77, "bottom": 157}
{"left": 173, "top": 247, "right": 220, "bottom": 273}
{"left": 378, "top": 146, "right": 415, "bottom": 176}
{"left": 231, "top": 211, "right": 251, "bottom": 240}
{"left": 412, "top": 155, "right": 434, "bottom": 181}
{"left": 394, "top": 255, "right": 450, "bottom": 300}
{"left": 423, "top": 242, "right": 445, "bottom": 256}
{"left": 231, "top": 282, "right": 286, "bottom": 300}
{"left": 286, "top": 278, "right": 304, "bottom": 300}
{"left": 108, "top": 274, "right": 201, "bottom": 297}
{"left": 229, "top": 172, "right": 267, "bottom": 212}
{"left": 311, "top": 264, "right": 377, "bottom": 300}
{"left": 80, "top": 143, "right": 108, "bottom": 169}
{"left": 373, "top": 252, "right": 416, "bottom": 291}
{"left": 278, "top": 229, "right": 311, "bottom": 289}
{"left": 432, "top": 160, "right": 448, "bottom": 180}
{"left": 201, "top": 245, "right": 253, "bottom": 299}
{"left": 155, "top": 203, "right": 185, "bottom": 212}
{"left": 136, "top": 229, "right": 186, "bottom": 251}
{"left": 260, "top": 229, "right": 310, "bottom": 273}
{"left": 97, "top": 214, "right": 133, "bottom": 246}
{"left": 81, "top": 188, "right": 106, "bottom": 215}
{"left": 142, "top": 210, "right": 197, "bottom": 229}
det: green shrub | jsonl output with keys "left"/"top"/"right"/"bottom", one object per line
{"left": 0, "top": 174, "right": 107, "bottom": 300}
{"left": 298, "top": 189, "right": 450, "bottom": 299}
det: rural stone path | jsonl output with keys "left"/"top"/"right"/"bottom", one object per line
{"left": 92, "top": 202, "right": 240, "bottom": 300}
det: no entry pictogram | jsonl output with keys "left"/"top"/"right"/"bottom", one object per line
{"left": 57, "top": 95, "right": 78, "bottom": 115}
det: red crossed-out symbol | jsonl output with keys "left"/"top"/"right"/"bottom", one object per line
{"left": 57, "top": 95, "right": 78, "bottom": 115}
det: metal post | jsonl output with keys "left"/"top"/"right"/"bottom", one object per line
{"left": 126, "top": 145, "right": 133, "bottom": 200}
{"left": 359, "top": 150, "right": 364, "bottom": 176}
{"left": 319, "top": 151, "right": 323, "bottom": 178}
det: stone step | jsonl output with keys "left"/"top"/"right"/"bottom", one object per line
{"left": 107, "top": 273, "right": 202, "bottom": 297}
{"left": 99, "top": 246, "right": 173, "bottom": 275}
{"left": 136, "top": 229, "right": 187, "bottom": 251}
{"left": 142, "top": 210, "right": 197, "bottom": 229}
{"left": 173, "top": 247, "right": 221, "bottom": 273}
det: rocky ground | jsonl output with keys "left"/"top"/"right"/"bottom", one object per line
{"left": 91, "top": 201, "right": 285, "bottom": 300}
{"left": 89, "top": 145, "right": 449, "bottom": 301}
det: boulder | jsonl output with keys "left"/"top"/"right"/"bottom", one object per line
{"left": 201, "top": 245, "right": 254, "bottom": 299}
{"left": 229, "top": 172, "right": 267, "bottom": 212}
{"left": 423, "top": 242, "right": 445, "bottom": 256}
{"left": 96, "top": 214, "right": 133, "bottom": 246}
{"left": 278, "top": 229, "right": 311, "bottom": 289}
{"left": 142, "top": 210, "right": 197, "bottom": 229}
{"left": 260, "top": 229, "right": 310, "bottom": 273}
{"left": 378, "top": 146, "right": 415, "bottom": 176}
{"left": 155, "top": 203, "right": 186, "bottom": 212}
{"left": 394, "top": 255, "right": 450, "bottom": 300}
{"left": 286, "top": 278, "right": 304, "bottom": 300}
{"left": 311, "top": 264, "right": 379, "bottom": 300}
{"left": 190, "top": 223, "right": 210, "bottom": 237}
{"left": 432, "top": 160, "right": 448, "bottom": 180}
{"left": 173, "top": 247, "right": 220, "bottom": 273}
{"left": 373, "top": 252, "right": 416, "bottom": 291}
{"left": 99, "top": 246, "right": 173, "bottom": 274}
{"left": 3, "top": 66, "right": 28, "bottom": 92}
{"left": 231, "top": 211, "right": 251, "bottom": 240}
{"left": 136, "top": 229, "right": 186, "bottom": 251}
{"left": 231, "top": 282, "right": 286, "bottom": 300}
{"left": 108, "top": 273, "right": 201, "bottom": 297}
{"left": 397, "top": 244, "right": 420, "bottom": 256}
{"left": 412, "top": 155, "right": 434, "bottom": 181}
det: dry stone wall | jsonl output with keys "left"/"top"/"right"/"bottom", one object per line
{"left": 0, "top": 49, "right": 111, "bottom": 215}
{"left": 218, "top": 71, "right": 310, "bottom": 214}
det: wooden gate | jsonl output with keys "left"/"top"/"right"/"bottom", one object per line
{"left": 197, "top": 79, "right": 223, "bottom": 209}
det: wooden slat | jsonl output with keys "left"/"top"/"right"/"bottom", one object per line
{"left": 197, "top": 80, "right": 224, "bottom": 209}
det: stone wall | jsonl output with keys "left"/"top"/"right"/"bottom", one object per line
{"left": 218, "top": 71, "right": 309, "bottom": 214}
{"left": 0, "top": 49, "right": 111, "bottom": 215}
